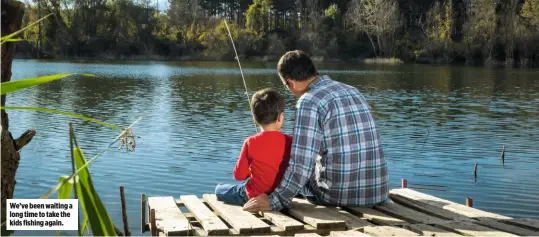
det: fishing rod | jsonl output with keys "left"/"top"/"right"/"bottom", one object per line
{"left": 223, "top": 19, "right": 259, "bottom": 134}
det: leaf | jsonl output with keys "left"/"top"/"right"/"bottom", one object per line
{"left": 2, "top": 38, "right": 25, "bottom": 42}
{"left": 81, "top": 216, "right": 90, "bottom": 235}
{"left": 57, "top": 175, "right": 78, "bottom": 199}
{"left": 0, "top": 13, "right": 53, "bottom": 44}
{"left": 72, "top": 144, "right": 117, "bottom": 236}
{"left": 1, "top": 106, "right": 122, "bottom": 130}
{"left": 57, "top": 175, "right": 78, "bottom": 236}
{"left": 0, "top": 73, "right": 94, "bottom": 95}
{"left": 0, "top": 117, "right": 143, "bottom": 231}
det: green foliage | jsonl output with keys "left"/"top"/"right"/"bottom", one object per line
{"left": 0, "top": 13, "right": 53, "bottom": 44}
{"left": 1, "top": 106, "right": 122, "bottom": 130}
{"left": 325, "top": 4, "right": 340, "bottom": 20}
{"left": 246, "top": 0, "right": 271, "bottom": 34}
{"left": 521, "top": 0, "right": 539, "bottom": 26}
{"left": 57, "top": 176, "right": 76, "bottom": 199}
{"left": 0, "top": 73, "right": 92, "bottom": 95}
{"left": 13, "top": 0, "right": 539, "bottom": 65}
{"left": 71, "top": 134, "right": 117, "bottom": 236}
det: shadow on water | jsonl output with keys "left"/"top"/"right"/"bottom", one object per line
{"left": 8, "top": 60, "right": 539, "bottom": 235}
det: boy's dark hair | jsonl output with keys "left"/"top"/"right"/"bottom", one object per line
{"left": 251, "top": 88, "right": 285, "bottom": 125}
{"left": 277, "top": 50, "right": 319, "bottom": 82}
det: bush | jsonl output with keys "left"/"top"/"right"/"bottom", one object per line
{"left": 266, "top": 33, "right": 286, "bottom": 59}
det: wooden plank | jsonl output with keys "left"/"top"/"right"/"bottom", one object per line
{"left": 331, "top": 208, "right": 374, "bottom": 229}
{"left": 287, "top": 198, "right": 347, "bottom": 229}
{"left": 330, "top": 230, "right": 371, "bottom": 236}
{"left": 500, "top": 218, "right": 539, "bottom": 231}
{"left": 405, "top": 224, "right": 461, "bottom": 236}
{"left": 390, "top": 189, "right": 511, "bottom": 220}
{"left": 363, "top": 226, "right": 420, "bottom": 236}
{"left": 294, "top": 233, "right": 323, "bottom": 237}
{"left": 434, "top": 221, "right": 519, "bottom": 236}
{"left": 203, "top": 194, "right": 270, "bottom": 234}
{"left": 390, "top": 192, "right": 472, "bottom": 221}
{"left": 180, "top": 195, "right": 229, "bottom": 235}
{"left": 374, "top": 202, "right": 447, "bottom": 224}
{"left": 345, "top": 207, "right": 408, "bottom": 226}
{"left": 147, "top": 196, "right": 192, "bottom": 236}
{"left": 261, "top": 211, "right": 304, "bottom": 231}
{"left": 474, "top": 217, "right": 539, "bottom": 236}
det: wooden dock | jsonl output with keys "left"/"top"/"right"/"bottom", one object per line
{"left": 140, "top": 180, "right": 539, "bottom": 236}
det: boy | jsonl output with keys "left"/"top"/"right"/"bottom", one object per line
{"left": 215, "top": 88, "right": 293, "bottom": 206}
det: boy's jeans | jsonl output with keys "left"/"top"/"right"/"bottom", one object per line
{"left": 215, "top": 181, "right": 322, "bottom": 207}
{"left": 215, "top": 182, "right": 249, "bottom": 206}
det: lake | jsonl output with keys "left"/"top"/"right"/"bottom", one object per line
{"left": 8, "top": 60, "right": 539, "bottom": 235}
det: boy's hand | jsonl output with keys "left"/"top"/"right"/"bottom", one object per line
{"left": 243, "top": 194, "right": 271, "bottom": 212}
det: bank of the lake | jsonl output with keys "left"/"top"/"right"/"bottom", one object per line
{"left": 8, "top": 60, "right": 539, "bottom": 235}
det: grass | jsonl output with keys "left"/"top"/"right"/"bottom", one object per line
{"left": 363, "top": 57, "right": 404, "bottom": 65}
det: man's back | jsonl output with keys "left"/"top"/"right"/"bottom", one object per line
{"left": 298, "top": 75, "right": 389, "bottom": 206}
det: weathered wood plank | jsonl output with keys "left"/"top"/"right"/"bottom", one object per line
{"left": 374, "top": 202, "right": 447, "bottom": 224}
{"left": 330, "top": 230, "right": 371, "bottom": 236}
{"left": 474, "top": 217, "right": 539, "bottom": 236}
{"left": 344, "top": 206, "right": 408, "bottom": 226}
{"left": 390, "top": 192, "right": 472, "bottom": 221}
{"left": 294, "top": 233, "right": 323, "bottom": 237}
{"left": 405, "top": 224, "right": 461, "bottom": 236}
{"left": 287, "top": 198, "right": 347, "bottom": 229}
{"left": 147, "top": 196, "right": 192, "bottom": 236}
{"left": 180, "top": 195, "right": 229, "bottom": 235}
{"left": 435, "top": 221, "right": 519, "bottom": 236}
{"left": 500, "top": 218, "right": 539, "bottom": 231}
{"left": 390, "top": 189, "right": 511, "bottom": 220}
{"left": 331, "top": 208, "right": 374, "bottom": 229}
{"left": 203, "top": 194, "right": 271, "bottom": 234}
{"left": 363, "top": 226, "right": 420, "bottom": 236}
{"left": 261, "top": 211, "right": 304, "bottom": 231}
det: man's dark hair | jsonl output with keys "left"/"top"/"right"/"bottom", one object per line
{"left": 277, "top": 50, "right": 319, "bottom": 82}
{"left": 251, "top": 88, "right": 285, "bottom": 125}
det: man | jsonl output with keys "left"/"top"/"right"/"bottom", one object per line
{"left": 243, "top": 50, "right": 389, "bottom": 212}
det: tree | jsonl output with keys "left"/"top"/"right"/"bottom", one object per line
{"left": 168, "top": 0, "right": 204, "bottom": 52}
{"left": 346, "top": 0, "right": 401, "bottom": 57}
{"left": 419, "top": 0, "right": 454, "bottom": 62}
{"left": 521, "top": 0, "right": 539, "bottom": 26}
{"left": 245, "top": 0, "right": 271, "bottom": 34}
{"left": 1, "top": 1, "right": 36, "bottom": 235}
{"left": 462, "top": 0, "right": 496, "bottom": 63}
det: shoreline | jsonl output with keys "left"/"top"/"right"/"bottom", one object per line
{"left": 14, "top": 54, "right": 537, "bottom": 68}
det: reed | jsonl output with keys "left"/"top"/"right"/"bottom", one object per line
{"left": 0, "top": 15, "right": 138, "bottom": 236}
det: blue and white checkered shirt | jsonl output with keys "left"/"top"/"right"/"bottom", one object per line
{"left": 269, "top": 75, "right": 389, "bottom": 211}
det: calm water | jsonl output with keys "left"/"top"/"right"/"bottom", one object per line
{"left": 8, "top": 60, "right": 539, "bottom": 235}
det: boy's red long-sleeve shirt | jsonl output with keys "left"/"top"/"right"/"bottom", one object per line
{"left": 233, "top": 131, "right": 293, "bottom": 199}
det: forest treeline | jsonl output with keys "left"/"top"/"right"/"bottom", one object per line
{"left": 18, "top": 0, "right": 539, "bottom": 66}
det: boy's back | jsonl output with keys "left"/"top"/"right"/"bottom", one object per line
{"left": 234, "top": 131, "right": 293, "bottom": 199}
{"left": 215, "top": 88, "right": 292, "bottom": 206}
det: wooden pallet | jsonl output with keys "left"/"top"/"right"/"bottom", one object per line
{"left": 142, "top": 187, "right": 539, "bottom": 236}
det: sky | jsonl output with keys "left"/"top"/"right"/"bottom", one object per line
{"left": 155, "top": 0, "right": 170, "bottom": 11}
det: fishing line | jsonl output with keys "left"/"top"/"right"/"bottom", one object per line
{"left": 223, "top": 19, "right": 259, "bottom": 134}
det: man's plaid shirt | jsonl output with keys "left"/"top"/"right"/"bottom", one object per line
{"left": 269, "top": 75, "right": 389, "bottom": 211}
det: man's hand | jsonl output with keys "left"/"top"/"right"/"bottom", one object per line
{"left": 243, "top": 193, "right": 271, "bottom": 212}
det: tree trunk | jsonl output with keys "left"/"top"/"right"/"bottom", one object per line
{"left": 1, "top": 1, "right": 35, "bottom": 235}
{"left": 365, "top": 33, "right": 377, "bottom": 57}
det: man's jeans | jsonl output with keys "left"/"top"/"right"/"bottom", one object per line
{"left": 215, "top": 181, "right": 323, "bottom": 207}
